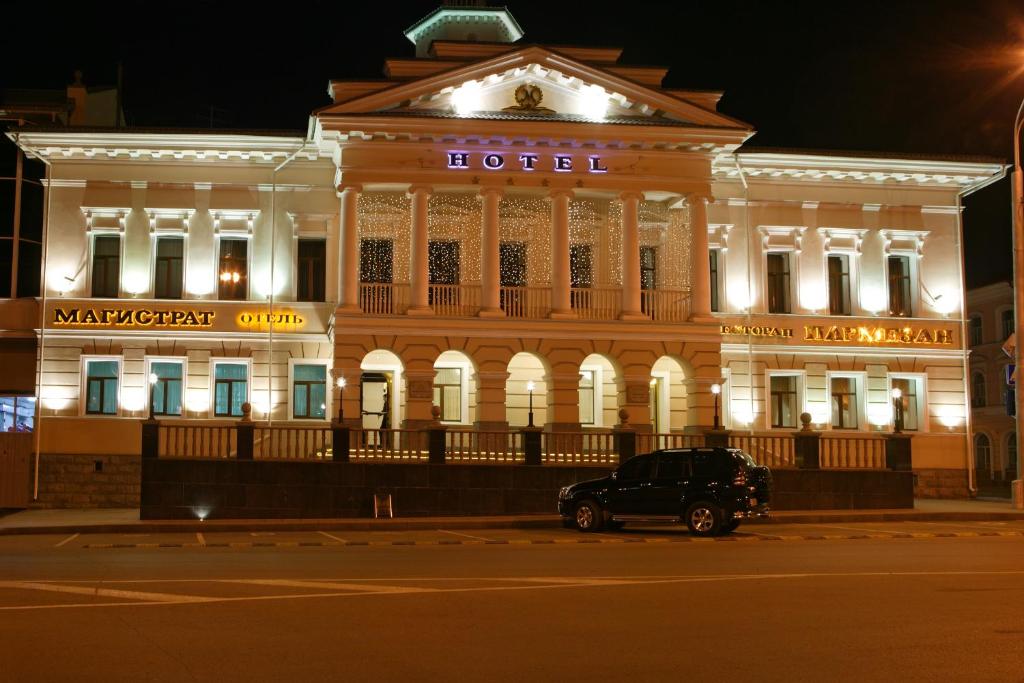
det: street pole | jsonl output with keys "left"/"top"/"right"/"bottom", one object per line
{"left": 1012, "top": 97, "right": 1024, "bottom": 508}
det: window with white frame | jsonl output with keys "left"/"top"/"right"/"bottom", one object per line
{"left": 890, "top": 375, "right": 924, "bottom": 432}
{"left": 579, "top": 369, "right": 597, "bottom": 426}
{"left": 148, "top": 359, "right": 184, "bottom": 416}
{"left": 766, "top": 252, "right": 792, "bottom": 314}
{"left": 827, "top": 254, "right": 852, "bottom": 316}
{"left": 887, "top": 255, "right": 913, "bottom": 317}
{"left": 292, "top": 364, "right": 327, "bottom": 419}
{"left": 154, "top": 237, "right": 184, "bottom": 300}
{"left": 433, "top": 367, "right": 463, "bottom": 423}
{"left": 212, "top": 361, "right": 249, "bottom": 417}
{"left": 768, "top": 373, "right": 801, "bottom": 429}
{"left": 829, "top": 375, "right": 861, "bottom": 429}
{"left": 83, "top": 357, "right": 120, "bottom": 415}
{"left": 710, "top": 249, "right": 721, "bottom": 312}
{"left": 91, "top": 234, "right": 121, "bottom": 298}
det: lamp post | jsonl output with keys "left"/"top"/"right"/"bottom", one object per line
{"left": 336, "top": 376, "right": 346, "bottom": 423}
{"left": 527, "top": 380, "right": 536, "bottom": 427}
{"left": 892, "top": 387, "right": 903, "bottom": 434}
{"left": 711, "top": 383, "right": 722, "bottom": 430}
{"left": 1012, "top": 96, "right": 1024, "bottom": 508}
{"left": 148, "top": 372, "right": 158, "bottom": 421}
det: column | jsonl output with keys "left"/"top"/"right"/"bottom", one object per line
{"left": 550, "top": 189, "right": 574, "bottom": 319}
{"left": 338, "top": 184, "right": 361, "bottom": 312}
{"left": 689, "top": 193, "right": 713, "bottom": 320}
{"left": 479, "top": 187, "right": 504, "bottom": 318}
{"left": 408, "top": 184, "right": 433, "bottom": 315}
{"left": 620, "top": 191, "right": 645, "bottom": 320}
{"left": 473, "top": 370, "right": 510, "bottom": 430}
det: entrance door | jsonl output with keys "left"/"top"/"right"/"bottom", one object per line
{"left": 361, "top": 372, "right": 393, "bottom": 445}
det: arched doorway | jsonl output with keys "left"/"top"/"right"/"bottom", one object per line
{"left": 360, "top": 350, "right": 403, "bottom": 436}
{"left": 650, "top": 356, "right": 688, "bottom": 433}
{"left": 579, "top": 353, "right": 621, "bottom": 429}
{"left": 506, "top": 352, "right": 549, "bottom": 427}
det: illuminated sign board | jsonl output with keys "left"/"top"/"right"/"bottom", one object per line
{"left": 53, "top": 307, "right": 214, "bottom": 328}
{"left": 236, "top": 312, "right": 305, "bottom": 332}
{"left": 447, "top": 152, "right": 608, "bottom": 173}
{"left": 720, "top": 325, "right": 794, "bottom": 338}
{"left": 803, "top": 325, "right": 953, "bottom": 345}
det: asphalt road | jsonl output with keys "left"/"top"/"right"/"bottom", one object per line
{"left": 2, "top": 521, "right": 1023, "bottom": 683}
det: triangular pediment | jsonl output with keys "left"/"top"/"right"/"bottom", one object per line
{"left": 318, "top": 46, "right": 748, "bottom": 131}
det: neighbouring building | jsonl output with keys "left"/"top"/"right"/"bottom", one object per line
{"left": 1, "top": 4, "right": 1005, "bottom": 507}
{"left": 967, "top": 281, "right": 1017, "bottom": 497}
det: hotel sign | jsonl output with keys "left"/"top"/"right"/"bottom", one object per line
{"left": 447, "top": 151, "right": 608, "bottom": 173}
{"left": 46, "top": 301, "right": 322, "bottom": 335}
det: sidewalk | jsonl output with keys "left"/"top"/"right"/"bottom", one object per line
{"left": 2, "top": 498, "right": 1023, "bottom": 536}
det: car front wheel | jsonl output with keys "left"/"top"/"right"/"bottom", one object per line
{"left": 573, "top": 500, "right": 604, "bottom": 532}
{"left": 685, "top": 502, "right": 723, "bottom": 537}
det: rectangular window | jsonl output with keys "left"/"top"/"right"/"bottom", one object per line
{"left": 293, "top": 364, "right": 327, "bottom": 419}
{"left": 570, "top": 244, "right": 593, "bottom": 288}
{"left": 91, "top": 235, "right": 121, "bottom": 298}
{"left": 432, "top": 367, "right": 462, "bottom": 422}
{"left": 891, "top": 377, "right": 920, "bottom": 432}
{"left": 830, "top": 376, "right": 859, "bottom": 429}
{"left": 150, "top": 361, "right": 183, "bottom": 416}
{"left": 1001, "top": 309, "right": 1014, "bottom": 341}
{"left": 0, "top": 396, "right": 36, "bottom": 432}
{"left": 154, "top": 237, "right": 184, "bottom": 299}
{"left": 213, "top": 363, "right": 248, "bottom": 417}
{"left": 360, "top": 239, "right": 393, "bottom": 283}
{"left": 218, "top": 238, "right": 248, "bottom": 300}
{"left": 579, "top": 370, "right": 596, "bottom": 425}
{"left": 710, "top": 249, "right": 720, "bottom": 313}
{"left": 85, "top": 359, "right": 119, "bottom": 415}
{"left": 766, "top": 252, "right": 791, "bottom": 314}
{"left": 888, "top": 255, "right": 912, "bottom": 317}
{"left": 827, "top": 254, "right": 851, "bottom": 315}
{"left": 640, "top": 246, "right": 657, "bottom": 291}
{"left": 969, "top": 316, "right": 983, "bottom": 347}
{"left": 769, "top": 375, "right": 797, "bottom": 429}
{"left": 296, "top": 239, "right": 326, "bottom": 302}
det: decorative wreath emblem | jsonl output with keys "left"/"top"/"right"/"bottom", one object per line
{"left": 504, "top": 83, "right": 554, "bottom": 114}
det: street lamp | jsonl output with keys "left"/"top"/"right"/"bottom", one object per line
{"left": 711, "top": 383, "right": 722, "bottom": 430}
{"left": 891, "top": 387, "right": 903, "bottom": 434}
{"left": 527, "top": 380, "right": 536, "bottom": 427}
{"left": 1012, "top": 95, "right": 1024, "bottom": 508}
{"left": 148, "top": 372, "right": 158, "bottom": 420}
{"left": 336, "top": 376, "right": 346, "bottom": 423}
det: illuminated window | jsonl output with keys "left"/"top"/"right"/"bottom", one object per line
{"left": 432, "top": 367, "right": 463, "bottom": 422}
{"left": 154, "top": 237, "right": 184, "bottom": 300}
{"left": 829, "top": 376, "right": 860, "bottom": 429}
{"left": 150, "top": 361, "right": 183, "bottom": 416}
{"left": 84, "top": 359, "right": 119, "bottom": 415}
{"left": 766, "top": 252, "right": 791, "bottom": 314}
{"left": 578, "top": 370, "right": 596, "bottom": 425}
{"left": 887, "top": 255, "right": 912, "bottom": 317}
{"left": 360, "top": 239, "right": 393, "bottom": 283}
{"left": 296, "top": 239, "right": 326, "bottom": 302}
{"left": 827, "top": 254, "right": 851, "bottom": 315}
{"left": 213, "top": 362, "right": 248, "bottom": 417}
{"left": 0, "top": 396, "right": 36, "bottom": 432}
{"left": 218, "top": 238, "right": 248, "bottom": 301}
{"left": 769, "top": 374, "right": 798, "bottom": 428}
{"left": 499, "top": 242, "right": 527, "bottom": 315}
{"left": 640, "top": 246, "right": 657, "bottom": 290}
{"left": 890, "top": 376, "right": 921, "bottom": 431}
{"left": 292, "top": 364, "right": 327, "bottom": 419}
{"left": 91, "top": 235, "right": 121, "bottom": 298}
{"left": 570, "top": 244, "right": 593, "bottom": 288}
{"left": 428, "top": 241, "right": 460, "bottom": 308}
{"left": 968, "top": 316, "right": 982, "bottom": 346}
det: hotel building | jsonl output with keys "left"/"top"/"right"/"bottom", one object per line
{"left": 1, "top": 5, "right": 1005, "bottom": 506}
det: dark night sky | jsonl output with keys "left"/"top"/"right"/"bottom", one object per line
{"left": 5, "top": 0, "right": 1024, "bottom": 288}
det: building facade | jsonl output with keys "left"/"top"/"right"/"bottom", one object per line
{"left": 1, "top": 5, "right": 1005, "bottom": 505}
{"left": 967, "top": 281, "right": 1016, "bottom": 496}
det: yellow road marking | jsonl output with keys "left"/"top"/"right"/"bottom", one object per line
{"left": 0, "top": 581, "right": 215, "bottom": 604}
{"left": 318, "top": 531, "right": 347, "bottom": 543}
{"left": 222, "top": 579, "right": 429, "bottom": 594}
{"left": 54, "top": 533, "right": 79, "bottom": 548}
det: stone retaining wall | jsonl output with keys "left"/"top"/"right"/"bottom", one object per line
{"left": 914, "top": 468, "right": 971, "bottom": 499}
{"left": 31, "top": 454, "right": 141, "bottom": 508}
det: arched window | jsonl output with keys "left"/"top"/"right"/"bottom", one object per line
{"left": 968, "top": 315, "right": 983, "bottom": 347}
{"left": 971, "top": 372, "right": 986, "bottom": 408}
{"left": 1007, "top": 432, "right": 1018, "bottom": 478}
{"left": 974, "top": 434, "right": 991, "bottom": 472}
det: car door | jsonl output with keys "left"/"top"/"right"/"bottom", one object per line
{"left": 608, "top": 454, "right": 656, "bottom": 515}
{"left": 647, "top": 451, "right": 692, "bottom": 516}
{"left": 685, "top": 449, "right": 726, "bottom": 504}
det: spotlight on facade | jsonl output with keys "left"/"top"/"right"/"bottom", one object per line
{"left": 580, "top": 84, "right": 609, "bottom": 120}
{"left": 452, "top": 80, "right": 482, "bottom": 116}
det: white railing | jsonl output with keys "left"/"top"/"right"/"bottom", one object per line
{"left": 501, "top": 286, "right": 552, "bottom": 319}
{"left": 728, "top": 433, "right": 796, "bottom": 468}
{"left": 159, "top": 424, "right": 236, "bottom": 458}
{"left": 636, "top": 432, "right": 705, "bottom": 454}
{"left": 571, "top": 287, "right": 622, "bottom": 320}
{"left": 350, "top": 429, "right": 428, "bottom": 461}
{"left": 541, "top": 431, "right": 619, "bottom": 466}
{"left": 429, "top": 284, "right": 481, "bottom": 317}
{"left": 359, "top": 282, "right": 410, "bottom": 315}
{"left": 254, "top": 425, "right": 331, "bottom": 460}
{"left": 445, "top": 429, "right": 522, "bottom": 463}
{"left": 820, "top": 436, "right": 886, "bottom": 469}
{"left": 642, "top": 289, "right": 690, "bottom": 322}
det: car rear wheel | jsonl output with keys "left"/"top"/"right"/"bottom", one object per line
{"left": 573, "top": 500, "right": 604, "bottom": 532}
{"left": 721, "top": 520, "right": 740, "bottom": 534}
{"left": 685, "top": 502, "right": 723, "bottom": 537}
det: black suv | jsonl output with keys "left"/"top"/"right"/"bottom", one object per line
{"left": 557, "top": 448, "right": 771, "bottom": 536}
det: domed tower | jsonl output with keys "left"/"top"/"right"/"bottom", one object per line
{"left": 404, "top": 2, "right": 524, "bottom": 58}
